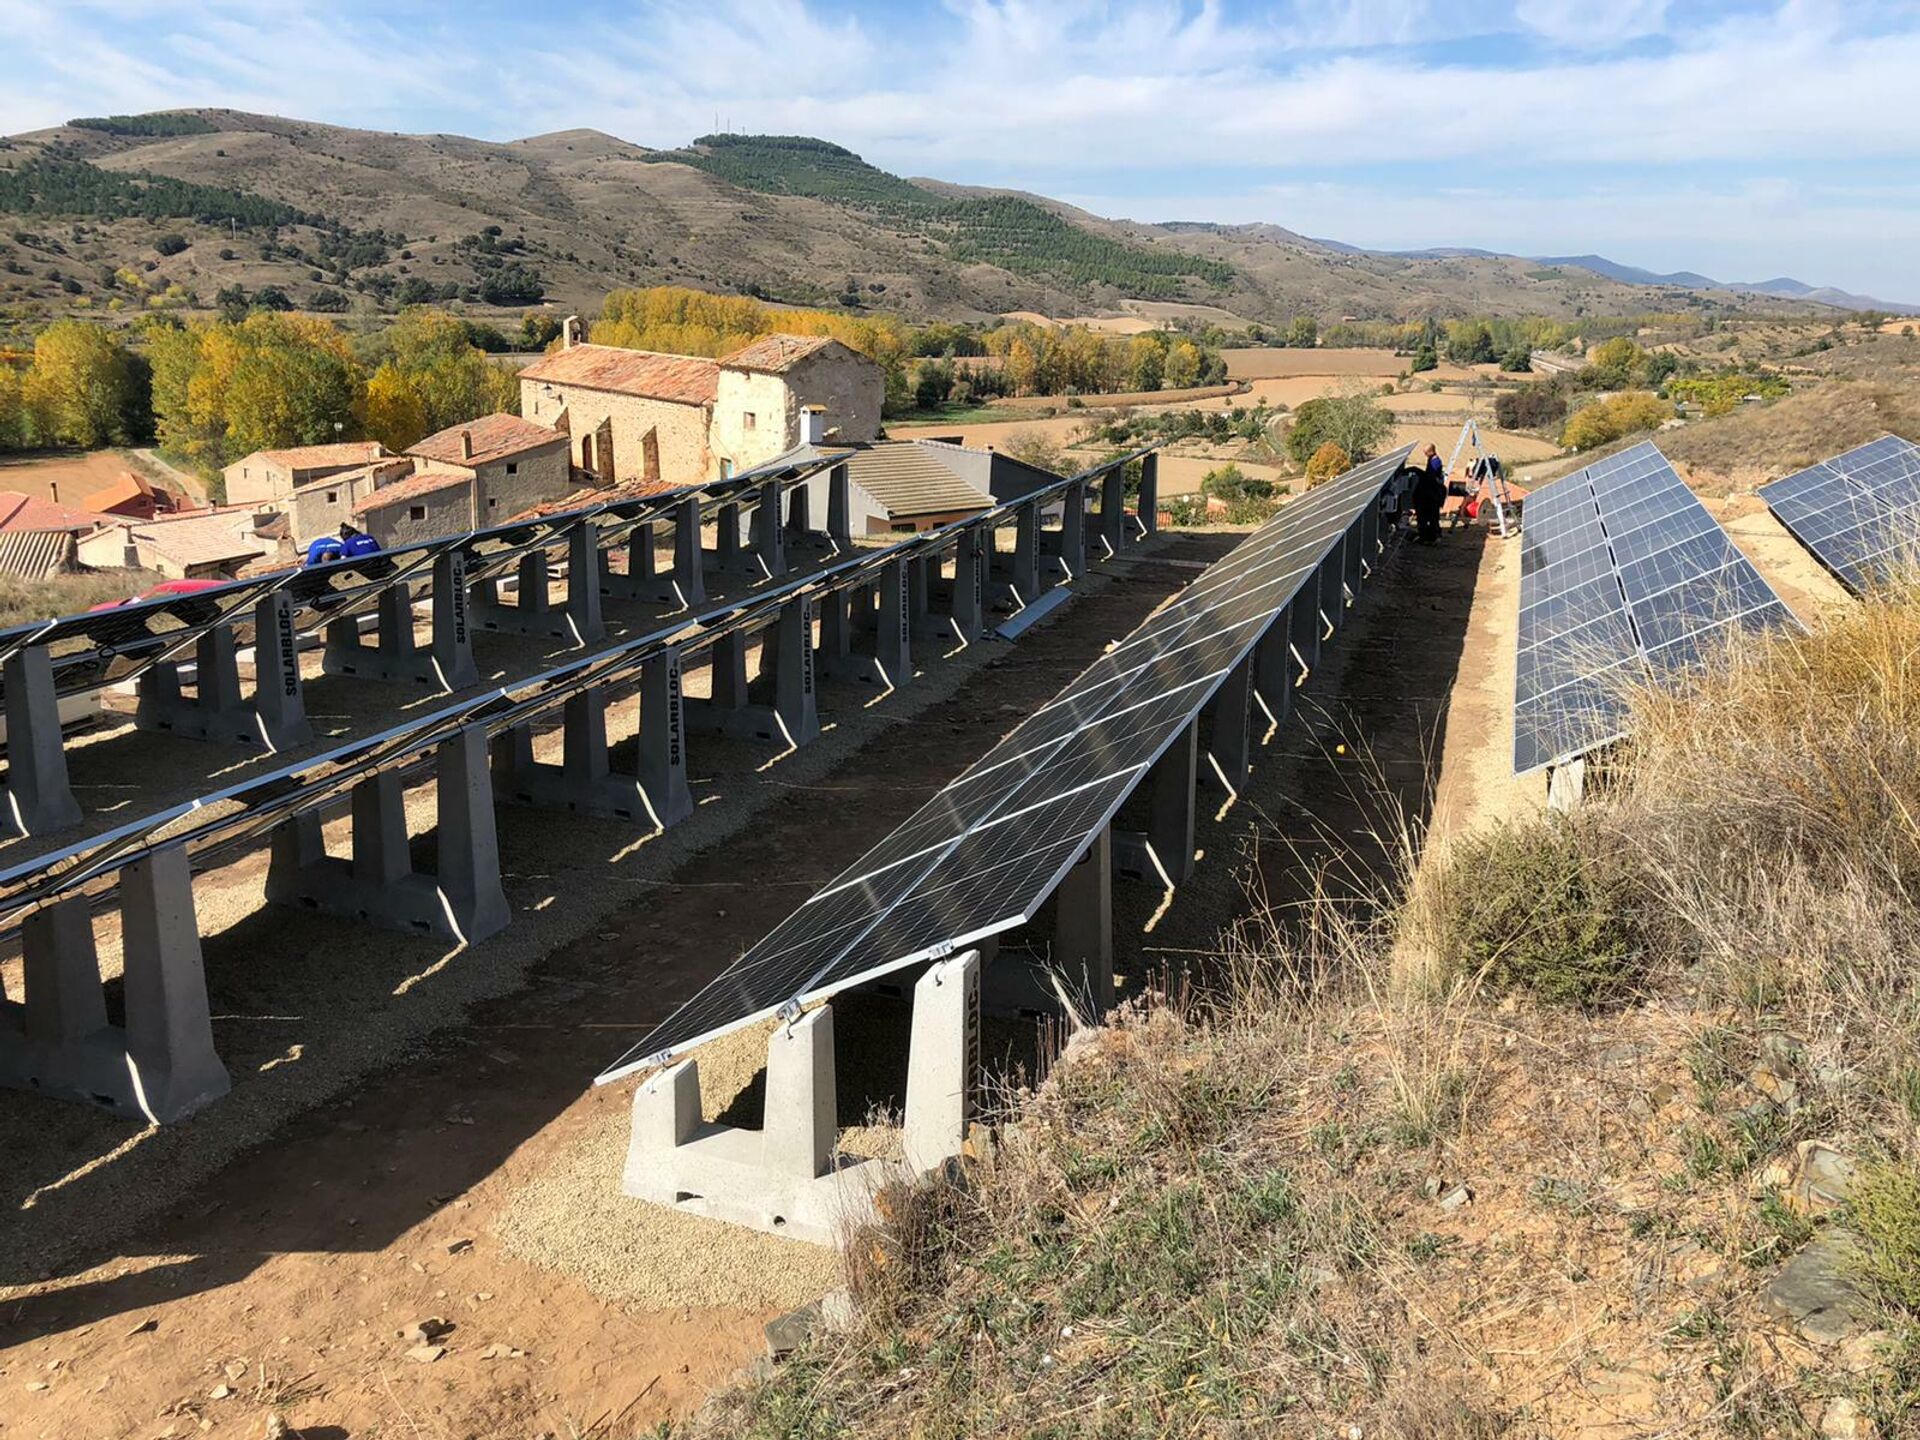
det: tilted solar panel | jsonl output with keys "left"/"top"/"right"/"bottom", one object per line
{"left": 1757, "top": 435, "right": 1920, "bottom": 593}
{"left": 597, "top": 448, "right": 1414, "bottom": 1080}
{"left": 1513, "top": 442, "right": 1795, "bottom": 775}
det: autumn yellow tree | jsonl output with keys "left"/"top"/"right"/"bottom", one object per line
{"left": 1163, "top": 340, "right": 1203, "bottom": 390}
{"left": 1306, "top": 441, "right": 1351, "bottom": 486}
{"left": 150, "top": 313, "right": 362, "bottom": 471}
{"left": 359, "top": 361, "right": 432, "bottom": 451}
{"left": 0, "top": 362, "right": 23, "bottom": 449}
{"left": 21, "top": 320, "right": 143, "bottom": 447}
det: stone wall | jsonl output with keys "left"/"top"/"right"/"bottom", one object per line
{"left": 521, "top": 381, "right": 712, "bottom": 484}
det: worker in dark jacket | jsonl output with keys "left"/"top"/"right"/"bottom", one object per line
{"left": 1411, "top": 443, "right": 1447, "bottom": 544}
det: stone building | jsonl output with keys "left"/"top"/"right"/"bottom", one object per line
{"left": 223, "top": 441, "right": 392, "bottom": 507}
{"left": 404, "top": 413, "right": 575, "bottom": 528}
{"left": 349, "top": 471, "right": 475, "bottom": 548}
{"left": 518, "top": 320, "right": 883, "bottom": 489}
{"left": 290, "top": 458, "right": 415, "bottom": 544}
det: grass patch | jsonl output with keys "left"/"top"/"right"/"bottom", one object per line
{"left": 1411, "top": 818, "right": 1643, "bottom": 1004}
{"left": 0, "top": 567, "right": 161, "bottom": 627}
{"left": 1847, "top": 1158, "right": 1920, "bottom": 1312}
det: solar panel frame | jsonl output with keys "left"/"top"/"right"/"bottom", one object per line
{"left": 1512, "top": 441, "right": 1797, "bottom": 776}
{"left": 597, "top": 447, "right": 1415, "bottom": 1081}
{"left": 1757, "top": 435, "right": 1920, "bottom": 594}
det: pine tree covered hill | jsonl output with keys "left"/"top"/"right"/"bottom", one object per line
{"left": 0, "top": 110, "right": 1828, "bottom": 332}
{"left": 646, "top": 135, "right": 1236, "bottom": 300}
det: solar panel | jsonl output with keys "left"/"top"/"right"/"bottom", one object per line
{"left": 1757, "top": 435, "right": 1920, "bottom": 593}
{"left": 598, "top": 448, "right": 1413, "bottom": 1080}
{"left": 1513, "top": 441, "right": 1795, "bottom": 775}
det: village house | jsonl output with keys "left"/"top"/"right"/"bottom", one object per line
{"left": 76, "top": 510, "right": 275, "bottom": 580}
{"left": 348, "top": 471, "right": 475, "bottom": 548}
{"left": 222, "top": 440, "right": 392, "bottom": 508}
{"left": 518, "top": 319, "right": 883, "bottom": 489}
{"left": 833, "top": 440, "right": 1064, "bottom": 534}
{"left": 403, "top": 413, "right": 574, "bottom": 527}
{"left": 82, "top": 471, "right": 191, "bottom": 521}
{"left": 0, "top": 491, "right": 115, "bottom": 579}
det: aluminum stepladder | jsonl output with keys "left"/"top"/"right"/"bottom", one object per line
{"left": 1445, "top": 417, "right": 1519, "bottom": 536}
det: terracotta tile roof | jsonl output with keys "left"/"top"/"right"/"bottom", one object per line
{"left": 843, "top": 442, "right": 994, "bottom": 520}
{"left": 519, "top": 343, "right": 718, "bottom": 406}
{"left": 407, "top": 412, "right": 568, "bottom": 468}
{"left": 250, "top": 440, "right": 389, "bottom": 471}
{"left": 506, "top": 473, "right": 683, "bottom": 523}
{"left": 0, "top": 490, "right": 113, "bottom": 533}
{"left": 352, "top": 470, "right": 472, "bottom": 517}
{"left": 82, "top": 471, "right": 180, "bottom": 514}
{"left": 720, "top": 333, "right": 838, "bottom": 374}
{"left": 113, "top": 513, "right": 267, "bottom": 569}
{"left": 291, "top": 458, "right": 414, "bottom": 496}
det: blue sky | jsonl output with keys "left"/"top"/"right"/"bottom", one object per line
{"left": 2, "top": 0, "right": 1917, "bottom": 301}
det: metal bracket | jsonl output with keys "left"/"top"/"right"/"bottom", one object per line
{"left": 1319, "top": 608, "right": 1334, "bottom": 641}
{"left": 1289, "top": 641, "right": 1310, "bottom": 687}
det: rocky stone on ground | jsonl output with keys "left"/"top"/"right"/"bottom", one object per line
{"left": 765, "top": 1303, "right": 822, "bottom": 1359}
{"left": 1766, "top": 1232, "right": 1868, "bottom": 1345}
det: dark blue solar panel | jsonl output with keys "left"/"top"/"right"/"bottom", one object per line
{"left": 1758, "top": 435, "right": 1920, "bottom": 594}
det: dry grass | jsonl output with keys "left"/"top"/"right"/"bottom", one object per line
{"left": 0, "top": 566, "right": 159, "bottom": 627}
{"left": 690, "top": 585, "right": 1920, "bottom": 1438}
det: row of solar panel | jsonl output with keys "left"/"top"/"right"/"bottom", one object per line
{"left": 1758, "top": 434, "right": 1920, "bottom": 593}
{"left": 599, "top": 448, "right": 1415, "bottom": 1080}
{"left": 0, "top": 451, "right": 833, "bottom": 706}
{"left": 1513, "top": 442, "right": 1795, "bottom": 775}
{"left": 0, "top": 447, "right": 1160, "bottom": 928}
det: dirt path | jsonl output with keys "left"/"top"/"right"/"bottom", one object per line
{"left": 0, "top": 543, "right": 1230, "bottom": 1440}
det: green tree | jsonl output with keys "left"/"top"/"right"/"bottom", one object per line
{"left": 1164, "top": 340, "right": 1203, "bottom": 390}
{"left": 1410, "top": 342, "right": 1438, "bottom": 374}
{"left": 362, "top": 307, "right": 520, "bottom": 435}
{"left": 1127, "top": 334, "right": 1165, "bottom": 391}
{"left": 22, "top": 320, "right": 141, "bottom": 447}
{"left": 1287, "top": 392, "right": 1394, "bottom": 465}
{"left": 0, "top": 362, "right": 24, "bottom": 449}
{"left": 1286, "top": 314, "right": 1318, "bottom": 348}
{"left": 1584, "top": 337, "right": 1647, "bottom": 389}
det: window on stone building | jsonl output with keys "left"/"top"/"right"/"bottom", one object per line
{"left": 325, "top": 491, "right": 337, "bottom": 503}
{"left": 409, "top": 505, "right": 427, "bottom": 521}
{"left": 506, "top": 462, "right": 518, "bottom": 475}
{"left": 744, "top": 412, "right": 757, "bottom": 431}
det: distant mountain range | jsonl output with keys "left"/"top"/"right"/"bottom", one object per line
{"left": 0, "top": 111, "right": 1901, "bottom": 331}
{"left": 1310, "top": 240, "right": 1917, "bottom": 315}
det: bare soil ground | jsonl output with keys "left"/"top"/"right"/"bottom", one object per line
{"left": 0, "top": 449, "right": 149, "bottom": 506}
{"left": 0, "top": 538, "right": 1228, "bottom": 1440}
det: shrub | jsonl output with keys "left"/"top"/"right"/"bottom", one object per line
{"left": 1162, "top": 493, "right": 1208, "bottom": 526}
{"left": 1202, "top": 462, "right": 1273, "bottom": 502}
{"left": 1849, "top": 1159, "right": 1920, "bottom": 1312}
{"left": 1561, "top": 391, "right": 1672, "bottom": 451}
{"left": 1495, "top": 383, "right": 1567, "bottom": 431}
{"left": 1287, "top": 393, "right": 1393, "bottom": 465}
{"left": 154, "top": 233, "right": 188, "bottom": 257}
{"left": 1305, "top": 441, "right": 1350, "bottom": 486}
{"left": 1420, "top": 820, "right": 1642, "bottom": 1004}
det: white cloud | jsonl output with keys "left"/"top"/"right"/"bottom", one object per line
{"left": 1513, "top": 0, "right": 1671, "bottom": 47}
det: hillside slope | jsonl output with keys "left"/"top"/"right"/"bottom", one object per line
{"left": 0, "top": 110, "right": 1837, "bottom": 331}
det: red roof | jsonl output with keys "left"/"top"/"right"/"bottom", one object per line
{"left": 720, "top": 334, "right": 838, "bottom": 374}
{"left": 251, "top": 440, "right": 389, "bottom": 470}
{"left": 407, "top": 412, "right": 568, "bottom": 468}
{"left": 353, "top": 471, "right": 471, "bottom": 516}
{"left": 0, "top": 491, "right": 113, "bottom": 534}
{"left": 519, "top": 343, "right": 718, "bottom": 406}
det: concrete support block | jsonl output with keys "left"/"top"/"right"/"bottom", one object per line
{"left": 818, "top": 564, "right": 911, "bottom": 689}
{"left": 673, "top": 499, "right": 707, "bottom": 608}
{"left": 1203, "top": 656, "right": 1255, "bottom": 794}
{"left": 265, "top": 725, "right": 508, "bottom": 945}
{"left": 1059, "top": 479, "right": 1087, "bottom": 580}
{"left": 120, "top": 844, "right": 231, "bottom": 1122}
{"left": 320, "top": 550, "right": 477, "bottom": 692}
{"left": 875, "top": 557, "right": 911, "bottom": 688}
{"left": 1288, "top": 579, "right": 1321, "bottom": 675}
{"left": 1317, "top": 544, "right": 1345, "bottom": 639}
{"left": 0, "top": 849, "right": 231, "bottom": 1123}
{"left": 685, "top": 602, "right": 817, "bottom": 746}
{"left": 473, "top": 545, "right": 595, "bottom": 645}
{"left": 491, "top": 686, "right": 653, "bottom": 824}
{"left": 949, "top": 529, "right": 987, "bottom": 642}
{"left": 621, "top": 951, "right": 983, "bottom": 1246}
{"left": 708, "top": 501, "right": 761, "bottom": 580}
{"left": 1138, "top": 453, "right": 1159, "bottom": 537}
{"left": 1343, "top": 515, "right": 1365, "bottom": 598}
{"left": 2, "top": 645, "right": 82, "bottom": 836}
{"left": 827, "top": 464, "right": 853, "bottom": 549}
{"left": 1547, "top": 757, "right": 1586, "bottom": 814}
{"left": 1012, "top": 503, "right": 1042, "bottom": 604}
{"left": 751, "top": 479, "right": 786, "bottom": 579}
{"left": 136, "top": 607, "right": 312, "bottom": 750}
{"left": 599, "top": 526, "right": 663, "bottom": 603}
{"left": 1099, "top": 468, "right": 1127, "bottom": 557}
{"left": 1053, "top": 825, "right": 1114, "bottom": 1018}
{"left": 1252, "top": 616, "right": 1295, "bottom": 733}
{"left": 1115, "top": 720, "right": 1197, "bottom": 886}
{"left": 637, "top": 647, "right": 694, "bottom": 827}
{"left": 902, "top": 950, "right": 981, "bottom": 1175}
